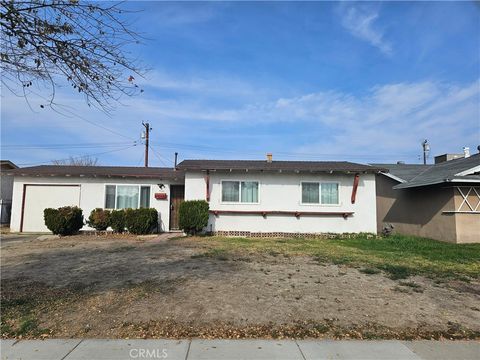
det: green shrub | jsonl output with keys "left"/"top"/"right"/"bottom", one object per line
{"left": 44, "top": 206, "right": 84, "bottom": 235}
{"left": 87, "top": 208, "right": 111, "bottom": 231}
{"left": 125, "top": 208, "right": 158, "bottom": 234}
{"left": 109, "top": 209, "right": 126, "bottom": 233}
{"left": 178, "top": 200, "right": 209, "bottom": 235}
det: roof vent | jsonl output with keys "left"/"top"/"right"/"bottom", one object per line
{"left": 266, "top": 153, "right": 273, "bottom": 163}
{"left": 463, "top": 147, "right": 470, "bottom": 158}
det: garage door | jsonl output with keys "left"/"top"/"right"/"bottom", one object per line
{"left": 21, "top": 185, "right": 81, "bottom": 232}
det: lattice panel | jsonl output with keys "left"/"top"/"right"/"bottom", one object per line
{"left": 456, "top": 186, "right": 480, "bottom": 212}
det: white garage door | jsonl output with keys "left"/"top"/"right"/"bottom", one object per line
{"left": 22, "top": 185, "right": 81, "bottom": 232}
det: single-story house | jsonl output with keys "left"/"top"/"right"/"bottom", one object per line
{"left": 8, "top": 157, "right": 385, "bottom": 235}
{"left": 8, "top": 166, "right": 184, "bottom": 232}
{"left": 1, "top": 160, "right": 18, "bottom": 226}
{"left": 374, "top": 153, "right": 480, "bottom": 243}
{"left": 177, "top": 158, "right": 383, "bottom": 236}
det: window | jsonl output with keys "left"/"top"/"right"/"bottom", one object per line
{"left": 104, "top": 185, "right": 151, "bottom": 209}
{"left": 241, "top": 181, "right": 258, "bottom": 203}
{"left": 222, "top": 181, "right": 239, "bottom": 202}
{"left": 221, "top": 181, "right": 259, "bottom": 203}
{"left": 140, "top": 186, "right": 150, "bottom": 208}
{"left": 302, "top": 182, "right": 319, "bottom": 204}
{"left": 321, "top": 183, "right": 339, "bottom": 205}
{"left": 105, "top": 185, "right": 116, "bottom": 208}
{"left": 301, "top": 182, "right": 339, "bottom": 205}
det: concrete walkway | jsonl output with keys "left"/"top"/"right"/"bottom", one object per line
{"left": 1, "top": 339, "right": 479, "bottom": 360}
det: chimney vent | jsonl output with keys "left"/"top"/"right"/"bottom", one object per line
{"left": 463, "top": 147, "right": 470, "bottom": 158}
{"left": 266, "top": 153, "right": 273, "bottom": 163}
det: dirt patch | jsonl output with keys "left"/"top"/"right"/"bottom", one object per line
{"left": 1, "top": 235, "right": 479, "bottom": 339}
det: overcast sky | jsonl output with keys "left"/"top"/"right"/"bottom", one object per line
{"left": 1, "top": 1, "right": 479, "bottom": 167}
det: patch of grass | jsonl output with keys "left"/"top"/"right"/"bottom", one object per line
{"left": 1, "top": 308, "right": 48, "bottom": 337}
{"left": 107, "top": 245, "right": 135, "bottom": 253}
{"left": 398, "top": 281, "right": 424, "bottom": 293}
{"left": 379, "top": 264, "right": 412, "bottom": 280}
{"left": 189, "top": 234, "right": 480, "bottom": 280}
{"left": 191, "top": 248, "right": 228, "bottom": 261}
{"left": 1, "top": 322, "right": 13, "bottom": 335}
{"left": 393, "top": 286, "right": 410, "bottom": 293}
{"left": 359, "top": 267, "right": 381, "bottom": 275}
{"left": 17, "top": 316, "right": 39, "bottom": 336}
{"left": 398, "top": 281, "right": 422, "bottom": 289}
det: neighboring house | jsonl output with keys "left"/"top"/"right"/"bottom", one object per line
{"left": 177, "top": 158, "right": 384, "bottom": 236}
{"left": 374, "top": 153, "right": 480, "bottom": 244}
{"left": 1, "top": 160, "right": 18, "bottom": 226}
{"left": 8, "top": 166, "right": 184, "bottom": 232}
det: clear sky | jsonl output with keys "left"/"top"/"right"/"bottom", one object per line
{"left": 1, "top": 1, "right": 479, "bottom": 167}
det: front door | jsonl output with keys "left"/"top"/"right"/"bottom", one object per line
{"left": 169, "top": 185, "right": 185, "bottom": 230}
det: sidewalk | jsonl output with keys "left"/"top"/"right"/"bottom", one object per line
{"left": 1, "top": 339, "right": 479, "bottom": 360}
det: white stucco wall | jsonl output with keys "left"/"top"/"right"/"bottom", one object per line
{"left": 185, "top": 171, "right": 377, "bottom": 234}
{"left": 10, "top": 176, "right": 181, "bottom": 232}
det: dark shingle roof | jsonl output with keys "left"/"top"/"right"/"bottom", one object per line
{"left": 8, "top": 165, "right": 184, "bottom": 180}
{"left": 1, "top": 160, "right": 18, "bottom": 170}
{"left": 177, "top": 160, "right": 385, "bottom": 173}
{"left": 391, "top": 154, "right": 480, "bottom": 189}
{"left": 372, "top": 163, "right": 433, "bottom": 183}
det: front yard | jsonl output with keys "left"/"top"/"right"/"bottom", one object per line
{"left": 1, "top": 234, "right": 479, "bottom": 340}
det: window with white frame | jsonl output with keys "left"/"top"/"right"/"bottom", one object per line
{"left": 301, "top": 182, "right": 339, "bottom": 205}
{"left": 105, "top": 185, "right": 150, "bottom": 209}
{"left": 221, "top": 181, "right": 259, "bottom": 203}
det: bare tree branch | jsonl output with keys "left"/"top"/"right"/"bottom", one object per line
{"left": 52, "top": 155, "right": 98, "bottom": 166}
{"left": 1, "top": 0, "right": 144, "bottom": 112}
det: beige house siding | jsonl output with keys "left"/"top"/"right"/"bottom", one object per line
{"left": 375, "top": 175, "right": 480, "bottom": 243}
{"left": 453, "top": 187, "right": 480, "bottom": 243}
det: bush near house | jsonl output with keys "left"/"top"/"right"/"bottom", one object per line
{"left": 44, "top": 206, "right": 84, "bottom": 236}
{"left": 124, "top": 208, "right": 158, "bottom": 234}
{"left": 178, "top": 200, "right": 209, "bottom": 235}
{"left": 87, "top": 208, "right": 111, "bottom": 231}
{"left": 109, "top": 209, "right": 126, "bottom": 233}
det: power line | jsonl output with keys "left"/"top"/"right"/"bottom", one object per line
{"left": 1, "top": 141, "right": 137, "bottom": 150}
{"left": 148, "top": 144, "right": 173, "bottom": 167}
{"left": 148, "top": 141, "right": 417, "bottom": 160}
{"left": 17, "top": 144, "right": 138, "bottom": 166}
{"left": 45, "top": 102, "right": 137, "bottom": 141}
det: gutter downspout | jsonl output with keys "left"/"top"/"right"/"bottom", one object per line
{"left": 205, "top": 170, "right": 210, "bottom": 202}
{"left": 351, "top": 173, "right": 360, "bottom": 204}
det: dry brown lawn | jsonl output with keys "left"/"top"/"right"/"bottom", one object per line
{"left": 1, "top": 234, "right": 479, "bottom": 340}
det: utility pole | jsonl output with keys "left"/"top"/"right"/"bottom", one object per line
{"left": 422, "top": 139, "right": 430, "bottom": 165}
{"left": 142, "top": 122, "right": 152, "bottom": 167}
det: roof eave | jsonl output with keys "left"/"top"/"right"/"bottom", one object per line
{"left": 178, "top": 167, "right": 383, "bottom": 173}
{"left": 455, "top": 165, "right": 480, "bottom": 177}
{"left": 393, "top": 177, "right": 480, "bottom": 189}
{"left": 11, "top": 173, "right": 180, "bottom": 180}
{"left": 379, "top": 172, "right": 406, "bottom": 183}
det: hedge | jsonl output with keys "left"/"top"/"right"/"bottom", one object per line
{"left": 87, "top": 208, "right": 111, "bottom": 231}
{"left": 44, "top": 206, "right": 84, "bottom": 235}
{"left": 109, "top": 209, "right": 126, "bottom": 233}
{"left": 178, "top": 200, "right": 209, "bottom": 235}
{"left": 125, "top": 208, "right": 158, "bottom": 234}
